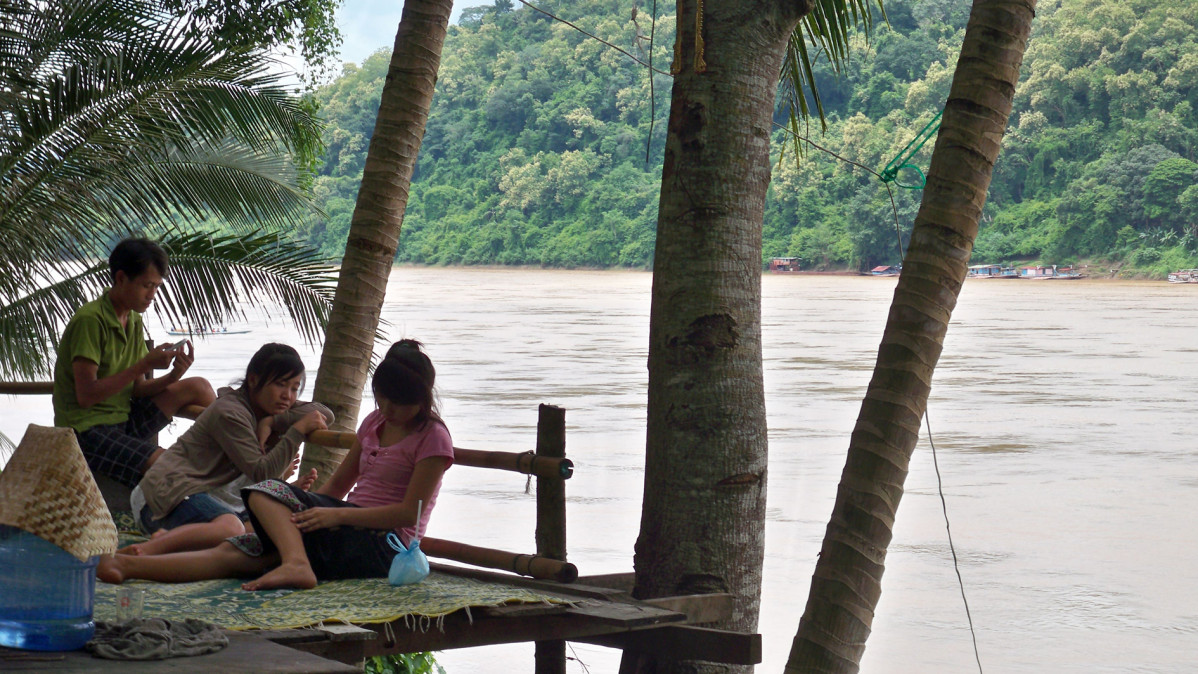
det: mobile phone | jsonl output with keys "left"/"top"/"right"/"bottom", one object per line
{"left": 169, "top": 339, "right": 189, "bottom": 350}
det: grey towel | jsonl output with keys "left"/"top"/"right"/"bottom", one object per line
{"left": 87, "top": 618, "right": 228, "bottom": 660}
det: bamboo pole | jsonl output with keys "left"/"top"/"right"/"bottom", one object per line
{"left": 421, "top": 537, "right": 578, "bottom": 582}
{"left": 0, "top": 382, "right": 54, "bottom": 395}
{"left": 535, "top": 404, "right": 568, "bottom": 674}
{"left": 179, "top": 404, "right": 575, "bottom": 479}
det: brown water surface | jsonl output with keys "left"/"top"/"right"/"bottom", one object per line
{"left": 5, "top": 268, "right": 1196, "bottom": 673}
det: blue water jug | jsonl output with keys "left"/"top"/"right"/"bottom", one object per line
{"left": 0, "top": 525, "right": 99, "bottom": 651}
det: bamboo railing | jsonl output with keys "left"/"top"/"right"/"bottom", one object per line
{"left": 3, "top": 385, "right": 577, "bottom": 583}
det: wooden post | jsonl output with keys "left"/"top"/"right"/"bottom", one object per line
{"left": 534, "top": 404, "right": 566, "bottom": 674}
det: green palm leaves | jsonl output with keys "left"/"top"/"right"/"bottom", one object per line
{"left": 782, "top": 0, "right": 885, "bottom": 134}
{"left": 0, "top": 0, "right": 335, "bottom": 379}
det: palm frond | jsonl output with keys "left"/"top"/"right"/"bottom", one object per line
{"left": 149, "top": 228, "right": 336, "bottom": 347}
{"left": 0, "top": 261, "right": 109, "bottom": 379}
{"left": 780, "top": 0, "right": 884, "bottom": 137}
{"left": 0, "top": 0, "right": 334, "bottom": 380}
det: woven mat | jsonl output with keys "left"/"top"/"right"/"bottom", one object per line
{"left": 102, "top": 518, "right": 567, "bottom": 631}
{"left": 95, "top": 572, "right": 565, "bottom": 631}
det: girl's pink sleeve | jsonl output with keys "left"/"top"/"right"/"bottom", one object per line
{"left": 416, "top": 423, "right": 455, "bottom": 467}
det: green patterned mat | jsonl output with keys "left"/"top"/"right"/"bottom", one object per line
{"left": 95, "top": 572, "right": 565, "bottom": 630}
{"left": 103, "top": 516, "right": 565, "bottom": 631}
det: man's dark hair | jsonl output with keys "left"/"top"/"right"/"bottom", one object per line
{"left": 108, "top": 238, "right": 169, "bottom": 282}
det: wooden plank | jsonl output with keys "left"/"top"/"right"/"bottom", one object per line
{"left": 574, "top": 572, "right": 635, "bottom": 591}
{"left": 577, "top": 625, "right": 763, "bottom": 665}
{"left": 361, "top": 603, "right": 683, "bottom": 657}
{"left": 563, "top": 599, "right": 686, "bottom": 628}
{"left": 478, "top": 603, "right": 571, "bottom": 619}
{"left": 429, "top": 562, "right": 628, "bottom": 601}
{"left": 0, "top": 631, "right": 360, "bottom": 673}
{"left": 643, "top": 593, "right": 735, "bottom": 624}
{"left": 313, "top": 623, "right": 377, "bottom": 642}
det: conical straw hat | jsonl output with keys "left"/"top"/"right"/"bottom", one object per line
{"left": 0, "top": 424, "right": 117, "bottom": 560}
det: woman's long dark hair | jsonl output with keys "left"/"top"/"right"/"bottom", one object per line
{"left": 373, "top": 339, "right": 441, "bottom": 429}
{"left": 239, "top": 343, "right": 306, "bottom": 403}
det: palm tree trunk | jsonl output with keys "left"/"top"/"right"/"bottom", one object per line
{"left": 786, "top": 1, "right": 1037, "bottom": 671}
{"left": 624, "top": 1, "right": 812, "bottom": 672}
{"left": 302, "top": 0, "right": 453, "bottom": 482}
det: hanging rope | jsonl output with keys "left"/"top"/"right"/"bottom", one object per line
{"left": 880, "top": 110, "right": 943, "bottom": 189}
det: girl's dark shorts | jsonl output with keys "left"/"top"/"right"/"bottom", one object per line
{"left": 236, "top": 480, "right": 395, "bottom": 580}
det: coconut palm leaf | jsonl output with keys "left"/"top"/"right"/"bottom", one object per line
{"left": 0, "top": 0, "right": 335, "bottom": 380}
{"left": 780, "top": 0, "right": 884, "bottom": 139}
{"left": 0, "top": 228, "right": 336, "bottom": 380}
{"left": 149, "top": 228, "right": 336, "bottom": 347}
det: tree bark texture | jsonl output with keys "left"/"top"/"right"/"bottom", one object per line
{"left": 625, "top": 1, "right": 812, "bottom": 673}
{"left": 304, "top": 0, "right": 452, "bottom": 483}
{"left": 786, "top": 1, "right": 1037, "bottom": 672}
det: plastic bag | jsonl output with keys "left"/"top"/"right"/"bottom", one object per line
{"left": 386, "top": 499, "right": 429, "bottom": 586}
{"left": 386, "top": 533, "right": 429, "bottom": 586}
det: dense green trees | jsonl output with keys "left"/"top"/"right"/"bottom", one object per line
{"left": 300, "top": 0, "right": 1197, "bottom": 275}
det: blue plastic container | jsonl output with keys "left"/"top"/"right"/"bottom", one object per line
{"left": 0, "top": 525, "right": 99, "bottom": 651}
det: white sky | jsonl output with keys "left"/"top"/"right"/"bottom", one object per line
{"left": 334, "top": 0, "right": 495, "bottom": 67}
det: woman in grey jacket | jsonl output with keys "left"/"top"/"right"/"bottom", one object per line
{"left": 121, "top": 344, "right": 331, "bottom": 556}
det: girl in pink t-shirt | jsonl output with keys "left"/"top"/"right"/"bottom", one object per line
{"left": 98, "top": 340, "right": 453, "bottom": 591}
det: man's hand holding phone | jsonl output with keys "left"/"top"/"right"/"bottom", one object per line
{"left": 167, "top": 338, "right": 194, "bottom": 380}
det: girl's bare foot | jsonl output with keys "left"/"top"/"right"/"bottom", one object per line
{"left": 150, "top": 529, "right": 169, "bottom": 540}
{"left": 116, "top": 543, "right": 144, "bottom": 556}
{"left": 241, "top": 562, "right": 316, "bottom": 591}
{"left": 96, "top": 555, "right": 125, "bottom": 584}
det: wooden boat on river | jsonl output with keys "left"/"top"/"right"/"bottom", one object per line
{"left": 967, "top": 264, "right": 1019, "bottom": 279}
{"left": 167, "top": 326, "right": 251, "bottom": 336}
{"left": 1168, "top": 269, "right": 1198, "bottom": 283}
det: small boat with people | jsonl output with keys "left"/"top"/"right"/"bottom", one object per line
{"left": 1168, "top": 269, "right": 1198, "bottom": 283}
{"left": 167, "top": 326, "right": 251, "bottom": 336}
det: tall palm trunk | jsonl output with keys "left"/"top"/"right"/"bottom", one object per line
{"left": 786, "top": 1, "right": 1037, "bottom": 671}
{"left": 303, "top": 0, "right": 453, "bottom": 481}
{"left": 624, "top": 1, "right": 812, "bottom": 672}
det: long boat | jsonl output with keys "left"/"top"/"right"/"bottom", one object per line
{"left": 966, "top": 264, "right": 1019, "bottom": 279}
{"left": 166, "top": 327, "right": 251, "bottom": 335}
{"left": 1168, "top": 269, "right": 1198, "bottom": 283}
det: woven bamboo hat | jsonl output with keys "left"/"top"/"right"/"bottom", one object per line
{"left": 0, "top": 424, "right": 118, "bottom": 560}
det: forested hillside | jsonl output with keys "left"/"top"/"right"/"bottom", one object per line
{"left": 299, "top": 0, "right": 1198, "bottom": 275}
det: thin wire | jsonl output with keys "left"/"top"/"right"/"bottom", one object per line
{"left": 773, "top": 120, "right": 908, "bottom": 261}
{"left": 925, "top": 409, "right": 984, "bottom": 674}
{"left": 516, "top": 0, "right": 671, "bottom": 76}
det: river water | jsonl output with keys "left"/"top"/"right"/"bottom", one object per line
{"left": 4, "top": 267, "right": 1197, "bottom": 673}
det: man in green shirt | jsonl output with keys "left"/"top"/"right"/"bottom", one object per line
{"left": 53, "top": 238, "right": 216, "bottom": 487}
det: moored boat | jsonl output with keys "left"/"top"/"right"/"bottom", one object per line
{"left": 1168, "top": 269, "right": 1198, "bottom": 283}
{"left": 768, "top": 257, "right": 801, "bottom": 273}
{"left": 166, "top": 326, "right": 251, "bottom": 335}
{"left": 967, "top": 264, "right": 1019, "bottom": 279}
{"left": 1020, "top": 265, "right": 1084, "bottom": 279}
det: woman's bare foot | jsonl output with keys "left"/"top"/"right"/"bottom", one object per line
{"left": 96, "top": 555, "right": 125, "bottom": 584}
{"left": 116, "top": 543, "right": 145, "bottom": 556}
{"left": 241, "top": 562, "right": 316, "bottom": 591}
{"left": 150, "top": 529, "right": 169, "bottom": 540}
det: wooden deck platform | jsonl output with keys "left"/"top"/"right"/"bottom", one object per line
{"left": 0, "top": 564, "right": 758, "bottom": 672}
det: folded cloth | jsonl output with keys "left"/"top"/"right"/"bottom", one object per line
{"left": 87, "top": 618, "right": 227, "bottom": 660}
